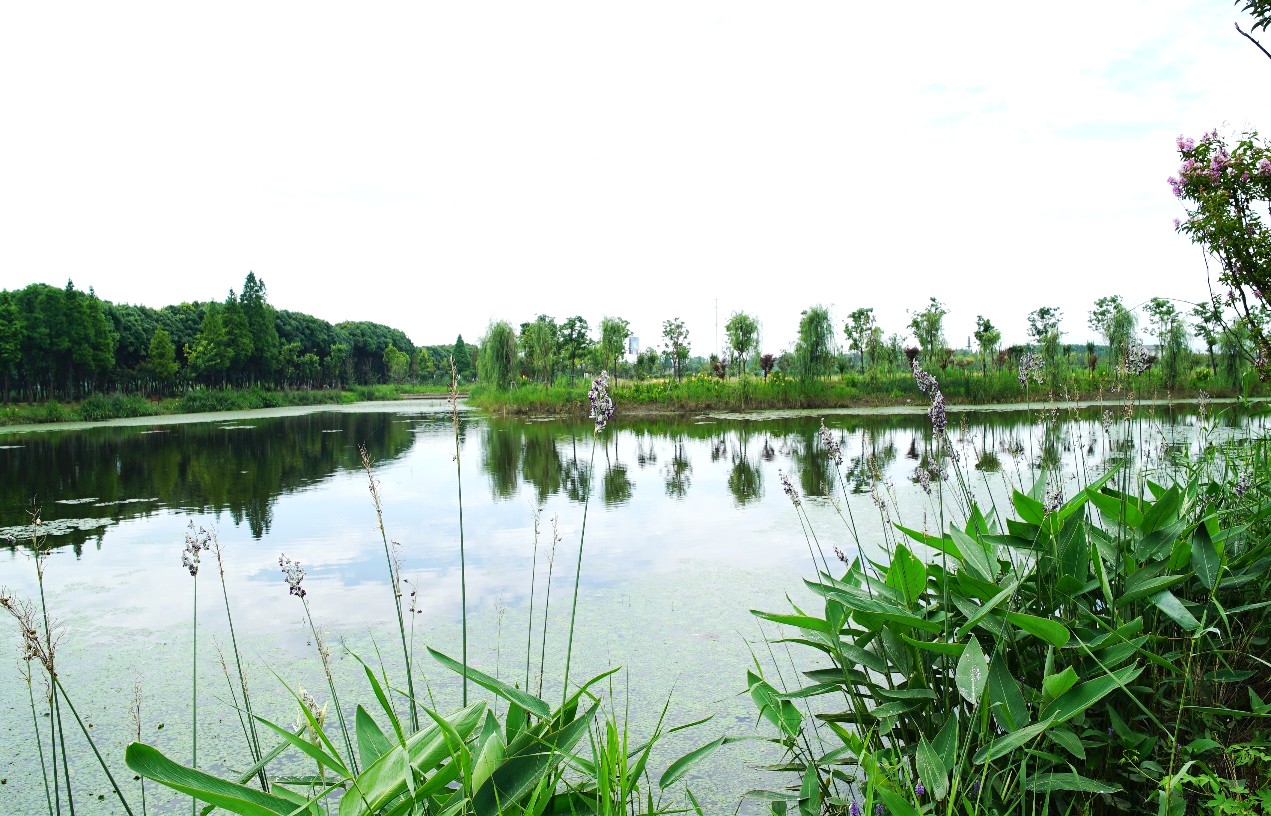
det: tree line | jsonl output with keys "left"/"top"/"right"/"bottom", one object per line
{"left": 0, "top": 274, "right": 476, "bottom": 402}
{"left": 477, "top": 293, "right": 1255, "bottom": 394}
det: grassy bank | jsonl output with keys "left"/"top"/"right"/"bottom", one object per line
{"left": 0, "top": 384, "right": 460, "bottom": 427}
{"left": 470, "top": 369, "right": 1256, "bottom": 416}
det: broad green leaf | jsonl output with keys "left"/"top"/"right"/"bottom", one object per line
{"left": 955, "top": 580, "right": 1020, "bottom": 640}
{"left": 874, "top": 787, "right": 921, "bottom": 816}
{"left": 950, "top": 524, "right": 997, "bottom": 582}
{"left": 751, "top": 610, "right": 833, "bottom": 635}
{"left": 1087, "top": 488, "right": 1144, "bottom": 528}
{"left": 1191, "top": 523, "right": 1221, "bottom": 590}
{"left": 1140, "top": 487, "right": 1180, "bottom": 534}
{"left": 895, "top": 525, "right": 962, "bottom": 560}
{"left": 126, "top": 743, "right": 296, "bottom": 816}
{"left": 1042, "top": 666, "right": 1078, "bottom": 701}
{"left": 339, "top": 702, "right": 486, "bottom": 816}
{"left": 1005, "top": 612, "right": 1070, "bottom": 647}
{"left": 798, "top": 762, "right": 821, "bottom": 816}
{"left": 1040, "top": 664, "right": 1144, "bottom": 725}
{"left": 933, "top": 714, "right": 959, "bottom": 768}
{"left": 972, "top": 717, "right": 1054, "bottom": 764}
{"left": 988, "top": 655, "right": 1030, "bottom": 732}
{"left": 355, "top": 706, "right": 392, "bottom": 770}
{"left": 473, "top": 701, "right": 599, "bottom": 816}
{"left": 886, "top": 544, "right": 927, "bottom": 607}
{"left": 915, "top": 735, "right": 949, "bottom": 801}
{"left": 749, "top": 672, "right": 803, "bottom": 739}
{"left": 1151, "top": 591, "right": 1200, "bottom": 631}
{"left": 1012, "top": 489, "right": 1045, "bottom": 525}
{"left": 956, "top": 636, "right": 989, "bottom": 706}
{"left": 1118, "top": 573, "right": 1188, "bottom": 605}
{"left": 429, "top": 648, "right": 551, "bottom": 720}
{"left": 1025, "top": 773, "right": 1121, "bottom": 793}
{"left": 660, "top": 736, "right": 747, "bottom": 788}
{"left": 900, "top": 634, "right": 965, "bottom": 656}
{"left": 470, "top": 731, "right": 503, "bottom": 794}
{"left": 869, "top": 700, "right": 924, "bottom": 719}
{"left": 254, "top": 714, "right": 349, "bottom": 778}
{"left": 1045, "top": 728, "right": 1086, "bottom": 760}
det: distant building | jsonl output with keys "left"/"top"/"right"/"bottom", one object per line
{"left": 627, "top": 336, "right": 639, "bottom": 356}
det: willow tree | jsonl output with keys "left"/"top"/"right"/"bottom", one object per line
{"left": 796, "top": 305, "right": 835, "bottom": 379}
{"left": 1089, "top": 295, "right": 1137, "bottom": 374}
{"left": 843, "top": 308, "right": 877, "bottom": 373}
{"left": 478, "top": 321, "right": 518, "bottom": 390}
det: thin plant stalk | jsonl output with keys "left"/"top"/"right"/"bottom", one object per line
{"left": 211, "top": 534, "right": 267, "bottom": 790}
{"left": 359, "top": 445, "right": 419, "bottom": 732}
{"left": 23, "top": 662, "right": 54, "bottom": 816}
{"left": 191, "top": 569, "right": 198, "bottom": 816}
{"left": 537, "top": 515, "right": 560, "bottom": 699}
{"left": 449, "top": 357, "right": 469, "bottom": 707}
{"left": 30, "top": 514, "right": 74, "bottom": 816}
{"left": 53, "top": 677, "right": 136, "bottom": 816}
{"left": 525, "top": 511, "right": 540, "bottom": 692}
{"left": 302, "top": 598, "right": 359, "bottom": 774}
{"left": 562, "top": 424, "right": 602, "bottom": 705}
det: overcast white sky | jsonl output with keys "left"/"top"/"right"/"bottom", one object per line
{"left": 1, "top": 2, "right": 1267, "bottom": 356}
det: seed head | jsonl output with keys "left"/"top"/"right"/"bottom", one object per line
{"left": 588, "top": 371, "right": 615, "bottom": 433}
{"left": 778, "top": 470, "right": 801, "bottom": 506}
{"left": 818, "top": 421, "right": 842, "bottom": 465}
{"left": 182, "top": 523, "right": 211, "bottom": 577}
{"left": 279, "top": 553, "right": 307, "bottom": 599}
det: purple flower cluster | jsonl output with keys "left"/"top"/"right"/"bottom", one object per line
{"left": 911, "top": 360, "right": 946, "bottom": 437}
{"left": 849, "top": 802, "right": 862, "bottom": 816}
{"left": 1126, "top": 341, "right": 1151, "bottom": 375}
{"left": 915, "top": 782, "right": 926, "bottom": 797}
{"left": 819, "top": 421, "right": 843, "bottom": 465}
{"left": 182, "top": 523, "right": 211, "bottom": 577}
{"left": 779, "top": 470, "right": 801, "bottom": 506}
{"left": 588, "top": 371, "right": 614, "bottom": 433}
{"left": 1235, "top": 472, "right": 1252, "bottom": 498}
{"left": 1045, "top": 485, "right": 1063, "bottom": 513}
{"left": 1259, "top": 158, "right": 1271, "bottom": 177}
{"left": 279, "top": 553, "right": 307, "bottom": 599}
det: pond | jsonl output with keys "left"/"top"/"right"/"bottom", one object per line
{"left": 0, "top": 397, "right": 1258, "bottom": 814}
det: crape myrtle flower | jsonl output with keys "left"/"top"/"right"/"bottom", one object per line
{"left": 279, "top": 553, "right": 307, "bottom": 599}
{"left": 588, "top": 371, "right": 615, "bottom": 433}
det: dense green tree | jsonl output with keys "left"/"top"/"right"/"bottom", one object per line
{"left": 661, "top": 318, "right": 690, "bottom": 380}
{"left": 452, "top": 335, "right": 472, "bottom": 380}
{"left": 559, "top": 316, "right": 591, "bottom": 383}
{"left": 221, "top": 291, "right": 254, "bottom": 381}
{"left": 146, "top": 328, "right": 179, "bottom": 394}
{"left": 725, "top": 311, "right": 760, "bottom": 379}
{"left": 325, "top": 342, "right": 350, "bottom": 387}
{"left": 1089, "top": 295, "right": 1137, "bottom": 374}
{"left": 1192, "top": 299, "right": 1223, "bottom": 376}
{"left": 520, "top": 315, "right": 559, "bottom": 384}
{"left": 907, "top": 297, "right": 946, "bottom": 363}
{"left": 598, "top": 316, "right": 631, "bottom": 381}
{"left": 795, "top": 305, "right": 835, "bottom": 378}
{"left": 478, "top": 320, "right": 518, "bottom": 390}
{"left": 238, "top": 272, "right": 280, "bottom": 383}
{"left": 843, "top": 308, "right": 876, "bottom": 373}
{"left": 337, "top": 321, "right": 414, "bottom": 384}
{"left": 383, "top": 342, "right": 411, "bottom": 383}
{"left": 1026, "top": 306, "right": 1064, "bottom": 385}
{"left": 1145, "top": 298, "right": 1189, "bottom": 388}
{"left": 186, "top": 302, "right": 232, "bottom": 385}
{"left": 973, "top": 316, "right": 1001, "bottom": 375}
{"left": 0, "top": 293, "right": 21, "bottom": 401}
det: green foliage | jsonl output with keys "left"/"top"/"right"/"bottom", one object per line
{"left": 519, "top": 315, "right": 558, "bottom": 384}
{"left": 729, "top": 444, "right": 1271, "bottom": 813}
{"left": 598, "top": 316, "right": 630, "bottom": 381}
{"left": 559, "top": 317, "right": 591, "bottom": 383}
{"left": 908, "top": 297, "right": 947, "bottom": 363}
{"left": 796, "top": 305, "right": 835, "bottom": 379}
{"left": 146, "top": 328, "right": 179, "bottom": 391}
{"left": 477, "top": 321, "right": 518, "bottom": 390}
{"left": 724, "top": 311, "right": 760, "bottom": 377}
{"left": 661, "top": 318, "right": 690, "bottom": 380}
{"left": 973, "top": 315, "right": 1001, "bottom": 376}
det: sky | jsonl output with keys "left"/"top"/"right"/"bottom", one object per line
{"left": 1, "top": 1, "right": 1268, "bottom": 357}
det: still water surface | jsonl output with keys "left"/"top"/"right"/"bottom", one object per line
{"left": 0, "top": 399, "right": 1256, "bottom": 813}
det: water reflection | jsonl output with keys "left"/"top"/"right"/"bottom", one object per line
{"left": 3, "top": 401, "right": 1266, "bottom": 562}
{"left": 0, "top": 411, "right": 418, "bottom": 553}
